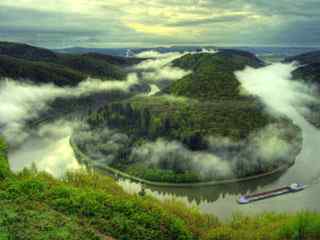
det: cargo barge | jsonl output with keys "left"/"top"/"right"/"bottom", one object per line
{"left": 238, "top": 183, "right": 306, "bottom": 204}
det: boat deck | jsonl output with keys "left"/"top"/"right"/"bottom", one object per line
{"left": 238, "top": 183, "right": 305, "bottom": 204}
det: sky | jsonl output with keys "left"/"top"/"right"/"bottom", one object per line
{"left": 0, "top": 0, "right": 319, "bottom": 48}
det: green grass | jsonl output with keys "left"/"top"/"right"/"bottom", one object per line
{"left": 206, "top": 212, "right": 320, "bottom": 240}
{"left": 0, "top": 170, "right": 194, "bottom": 240}
{"left": 0, "top": 140, "right": 196, "bottom": 239}
{"left": 0, "top": 138, "right": 320, "bottom": 239}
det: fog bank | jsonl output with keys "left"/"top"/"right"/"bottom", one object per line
{"left": 9, "top": 121, "right": 82, "bottom": 177}
{"left": 236, "top": 63, "right": 316, "bottom": 117}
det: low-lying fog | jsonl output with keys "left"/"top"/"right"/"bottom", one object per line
{"left": 2, "top": 50, "right": 320, "bottom": 219}
{"left": 0, "top": 50, "right": 210, "bottom": 176}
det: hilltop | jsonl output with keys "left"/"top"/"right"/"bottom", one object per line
{"left": 165, "top": 50, "right": 264, "bottom": 100}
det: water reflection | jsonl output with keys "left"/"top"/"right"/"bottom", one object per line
{"left": 116, "top": 107, "right": 320, "bottom": 219}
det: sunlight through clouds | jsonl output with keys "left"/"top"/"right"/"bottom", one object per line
{"left": 0, "top": 0, "right": 319, "bottom": 47}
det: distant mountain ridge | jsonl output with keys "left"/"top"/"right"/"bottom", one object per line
{"left": 0, "top": 42, "right": 143, "bottom": 86}
{"left": 285, "top": 51, "right": 320, "bottom": 85}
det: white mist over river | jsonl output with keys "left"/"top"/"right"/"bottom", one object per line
{"left": 2, "top": 49, "right": 208, "bottom": 176}
{"left": 4, "top": 59, "right": 320, "bottom": 219}
{"left": 119, "top": 63, "right": 320, "bottom": 219}
{"left": 9, "top": 121, "right": 82, "bottom": 177}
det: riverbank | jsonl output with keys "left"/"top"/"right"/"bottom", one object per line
{"left": 2, "top": 136, "right": 320, "bottom": 240}
{"left": 70, "top": 136, "right": 298, "bottom": 188}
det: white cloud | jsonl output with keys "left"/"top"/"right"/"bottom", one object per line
{"left": 1, "top": 0, "right": 319, "bottom": 47}
{"left": 9, "top": 121, "right": 82, "bottom": 177}
{"left": 236, "top": 63, "right": 315, "bottom": 116}
{"left": 0, "top": 76, "right": 138, "bottom": 144}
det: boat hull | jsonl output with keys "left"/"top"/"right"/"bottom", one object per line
{"left": 238, "top": 184, "right": 305, "bottom": 204}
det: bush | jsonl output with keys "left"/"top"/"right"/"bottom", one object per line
{"left": 0, "top": 139, "right": 10, "bottom": 180}
{"left": 277, "top": 212, "right": 320, "bottom": 240}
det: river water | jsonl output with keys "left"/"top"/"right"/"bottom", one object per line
{"left": 7, "top": 65, "right": 320, "bottom": 220}
{"left": 126, "top": 110, "right": 320, "bottom": 220}
{"left": 119, "top": 64, "right": 320, "bottom": 219}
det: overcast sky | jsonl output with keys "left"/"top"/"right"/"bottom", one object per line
{"left": 0, "top": 0, "right": 319, "bottom": 48}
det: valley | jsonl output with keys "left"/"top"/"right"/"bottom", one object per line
{"left": 1, "top": 42, "right": 320, "bottom": 239}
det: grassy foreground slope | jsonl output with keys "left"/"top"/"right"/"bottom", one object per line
{"left": 0, "top": 138, "right": 199, "bottom": 240}
{"left": 1, "top": 138, "right": 320, "bottom": 240}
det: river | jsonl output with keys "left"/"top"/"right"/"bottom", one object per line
{"left": 7, "top": 65, "right": 320, "bottom": 220}
{"left": 124, "top": 110, "right": 320, "bottom": 220}
{"left": 119, "top": 63, "right": 320, "bottom": 219}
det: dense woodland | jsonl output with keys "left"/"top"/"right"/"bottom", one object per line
{"left": 167, "top": 50, "right": 263, "bottom": 100}
{"left": 76, "top": 51, "right": 302, "bottom": 183}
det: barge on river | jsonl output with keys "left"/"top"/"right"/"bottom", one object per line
{"left": 238, "top": 183, "right": 306, "bottom": 204}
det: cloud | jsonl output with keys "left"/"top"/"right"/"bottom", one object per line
{"left": 0, "top": 50, "right": 190, "bottom": 177}
{"left": 235, "top": 62, "right": 320, "bottom": 182}
{"left": 1, "top": 0, "right": 320, "bottom": 47}
{"left": 126, "top": 22, "right": 185, "bottom": 37}
{"left": 76, "top": 121, "right": 300, "bottom": 181}
{"left": 236, "top": 63, "right": 315, "bottom": 116}
{"left": 0, "top": 73, "right": 140, "bottom": 177}
{"left": 9, "top": 121, "right": 82, "bottom": 177}
{"left": 133, "top": 49, "right": 217, "bottom": 83}
{"left": 133, "top": 51, "right": 191, "bottom": 82}
{"left": 130, "top": 139, "right": 232, "bottom": 179}
{"left": 0, "top": 75, "right": 138, "bottom": 144}
{"left": 166, "top": 15, "right": 248, "bottom": 27}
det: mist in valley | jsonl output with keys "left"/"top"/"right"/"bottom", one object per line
{"left": 0, "top": 50, "right": 204, "bottom": 176}
{"left": 1, "top": 50, "right": 319, "bottom": 186}
{"left": 73, "top": 61, "right": 307, "bottom": 181}
{"left": 237, "top": 62, "right": 320, "bottom": 183}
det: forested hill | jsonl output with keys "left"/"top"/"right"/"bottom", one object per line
{"left": 0, "top": 42, "right": 143, "bottom": 86}
{"left": 165, "top": 50, "right": 264, "bottom": 100}
{"left": 285, "top": 51, "right": 320, "bottom": 85}
{"left": 79, "top": 50, "right": 302, "bottom": 183}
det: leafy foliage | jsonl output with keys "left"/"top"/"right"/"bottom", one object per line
{"left": 0, "top": 138, "right": 10, "bottom": 180}
{"left": 206, "top": 213, "right": 320, "bottom": 240}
